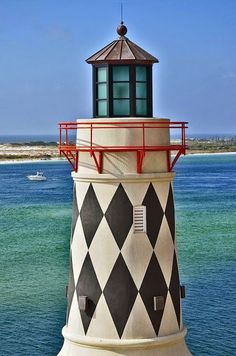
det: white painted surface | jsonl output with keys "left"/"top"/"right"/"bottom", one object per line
{"left": 75, "top": 118, "right": 170, "bottom": 174}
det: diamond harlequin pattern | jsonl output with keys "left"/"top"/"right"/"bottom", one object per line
{"left": 67, "top": 181, "right": 181, "bottom": 339}
{"left": 165, "top": 184, "right": 175, "bottom": 242}
{"left": 140, "top": 253, "right": 168, "bottom": 335}
{"left": 89, "top": 217, "right": 120, "bottom": 290}
{"left": 76, "top": 253, "right": 102, "bottom": 333}
{"left": 66, "top": 256, "right": 75, "bottom": 324}
{"left": 103, "top": 254, "right": 138, "bottom": 338}
{"left": 71, "top": 184, "right": 79, "bottom": 244}
{"left": 121, "top": 229, "right": 153, "bottom": 290}
{"left": 169, "top": 251, "right": 181, "bottom": 327}
{"left": 80, "top": 184, "right": 103, "bottom": 248}
{"left": 154, "top": 216, "right": 175, "bottom": 287}
{"left": 142, "top": 183, "right": 164, "bottom": 248}
{"left": 105, "top": 184, "right": 133, "bottom": 250}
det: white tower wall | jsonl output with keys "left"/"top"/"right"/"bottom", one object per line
{"left": 58, "top": 118, "right": 191, "bottom": 356}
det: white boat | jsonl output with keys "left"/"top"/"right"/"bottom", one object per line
{"left": 27, "top": 171, "right": 47, "bottom": 181}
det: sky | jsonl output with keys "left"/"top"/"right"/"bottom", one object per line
{"left": 0, "top": 0, "right": 236, "bottom": 135}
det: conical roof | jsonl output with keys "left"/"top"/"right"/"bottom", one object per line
{"left": 86, "top": 23, "right": 159, "bottom": 65}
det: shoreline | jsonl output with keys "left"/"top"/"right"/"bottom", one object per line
{"left": 0, "top": 151, "right": 235, "bottom": 165}
{"left": 0, "top": 157, "right": 65, "bottom": 165}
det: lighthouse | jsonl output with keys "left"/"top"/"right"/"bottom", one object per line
{"left": 58, "top": 22, "right": 191, "bottom": 356}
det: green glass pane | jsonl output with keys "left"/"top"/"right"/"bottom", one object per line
{"left": 113, "top": 83, "right": 129, "bottom": 98}
{"left": 97, "top": 67, "right": 107, "bottom": 82}
{"left": 136, "top": 83, "right": 147, "bottom": 98}
{"left": 112, "top": 66, "right": 129, "bottom": 81}
{"left": 136, "top": 66, "right": 147, "bottom": 81}
{"left": 98, "top": 100, "right": 107, "bottom": 116}
{"left": 136, "top": 100, "right": 147, "bottom": 116}
{"left": 113, "top": 100, "right": 130, "bottom": 116}
{"left": 98, "top": 83, "right": 107, "bottom": 99}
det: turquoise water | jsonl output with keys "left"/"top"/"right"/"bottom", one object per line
{"left": 0, "top": 155, "right": 235, "bottom": 355}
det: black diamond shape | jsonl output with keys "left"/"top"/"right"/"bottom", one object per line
{"left": 76, "top": 253, "right": 102, "bottom": 334}
{"left": 71, "top": 184, "right": 79, "bottom": 243}
{"left": 105, "top": 184, "right": 133, "bottom": 249}
{"left": 165, "top": 184, "right": 175, "bottom": 242}
{"left": 140, "top": 253, "right": 168, "bottom": 335}
{"left": 104, "top": 254, "right": 138, "bottom": 338}
{"left": 169, "top": 251, "right": 181, "bottom": 327}
{"left": 80, "top": 184, "right": 103, "bottom": 248}
{"left": 66, "top": 256, "right": 75, "bottom": 324}
{"left": 142, "top": 183, "right": 164, "bottom": 248}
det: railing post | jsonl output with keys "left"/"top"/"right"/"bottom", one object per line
{"left": 66, "top": 125, "right": 68, "bottom": 146}
{"left": 183, "top": 123, "right": 186, "bottom": 147}
{"left": 75, "top": 151, "right": 79, "bottom": 172}
{"left": 142, "top": 122, "right": 145, "bottom": 149}
{"left": 59, "top": 124, "right": 62, "bottom": 157}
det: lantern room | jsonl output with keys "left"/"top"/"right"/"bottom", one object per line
{"left": 58, "top": 22, "right": 188, "bottom": 174}
{"left": 86, "top": 22, "right": 158, "bottom": 118}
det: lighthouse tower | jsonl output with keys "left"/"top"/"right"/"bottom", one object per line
{"left": 58, "top": 23, "right": 191, "bottom": 356}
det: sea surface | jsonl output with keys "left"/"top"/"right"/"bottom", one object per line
{"left": 0, "top": 154, "right": 235, "bottom": 355}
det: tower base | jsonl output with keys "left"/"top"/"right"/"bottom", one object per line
{"left": 58, "top": 326, "right": 191, "bottom": 356}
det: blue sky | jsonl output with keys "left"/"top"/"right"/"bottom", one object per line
{"left": 1, "top": 0, "right": 236, "bottom": 135}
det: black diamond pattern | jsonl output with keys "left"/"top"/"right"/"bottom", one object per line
{"left": 105, "top": 184, "right": 133, "bottom": 250}
{"left": 165, "top": 184, "right": 175, "bottom": 242}
{"left": 142, "top": 183, "right": 164, "bottom": 248}
{"left": 76, "top": 253, "right": 102, "bottom": 334}
{"left": 66, "top": 256, "right": 75, "bottom": 324}
{"left": 169, "top": 251, "right": 181, "bottom": 327}
{"left": 71, "top": 184, "right": 79, "bottom": 243}
{"left": 103, "top": 254, "right": 138, "bottom": 338}
{"left": 140, "top": 253, "right": 168, "bottom": 335}
{"left": 80, "top": 184, "right": 103, "bottom": 248}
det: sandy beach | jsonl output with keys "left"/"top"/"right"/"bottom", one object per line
{"left": 0, "top": 144, "right": 59, "bottom": 160}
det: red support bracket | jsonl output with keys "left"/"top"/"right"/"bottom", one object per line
{"left": 91, "top": 151, "right": 103, "bottom": 174}
{"left": 75, "top": 151, "right": 79, "bottom": 172}
{"left": 169, "top": 148, "right": 184, "bottom": 171}
{"left": 61, "top": 150, "right": 77, "bottom": 171}
{"left": 166, "top": 150, "right": 171, "bottom": 172}
{"left": 137, "top": 150, "right": 145, "bottom": 174}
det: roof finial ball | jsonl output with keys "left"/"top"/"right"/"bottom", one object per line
{"left": 117, "top": 21, "right": 128, "bottom": 37}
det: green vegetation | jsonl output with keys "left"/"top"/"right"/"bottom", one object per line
{"left": 187, "top": 138, "right": 236, "bottom": 153}
{"left": 10, "top": 141, "right": 57, "bottom": 147}
{"left": 0, "top": 154, "right": 57, "bottom": 161}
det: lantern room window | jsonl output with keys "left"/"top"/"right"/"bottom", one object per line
{"left": 136, "top": 66, "right": 148, "bottom": 116}
{"left": 93, "top": 64, "right": 152, "bottom": 118}
{"left": 112, "top": 66, "right": 130, "bottom": 116}
{"left": 96, "top": 67, "right": 108, "bottom": 117}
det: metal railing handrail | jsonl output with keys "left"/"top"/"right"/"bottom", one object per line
{"left": 58, "top": 120, "right": 188, "bottom": 150}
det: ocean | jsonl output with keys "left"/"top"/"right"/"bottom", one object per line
{"left": 0, "top": 154, "right": 235, "bottom": 355}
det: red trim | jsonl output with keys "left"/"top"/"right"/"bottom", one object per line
{"left": 170, "top": 148, "right": 184, "bottom": 171}
{"left": 58, "top": 120, "right": 188, "bottom": 174}
{"left": 137, "top": 151, "right": 145, "bottom": 174}
{"left": 91, "top": 151, "right": 103, "bottom": 174}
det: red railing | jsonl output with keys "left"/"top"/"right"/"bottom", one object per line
{"left": 58, "top": 120, "right": 188, "bottom": 173}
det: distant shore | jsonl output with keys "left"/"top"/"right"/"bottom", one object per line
{"left": 0, "top": 138, "right": 236, "bottom": 163}
{"left": 1, "top": 152, "right": 236, "bottom": 166}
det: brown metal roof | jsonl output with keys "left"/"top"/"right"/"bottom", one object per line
{"left": 86, "top": 25, "right": 159, "bottom": 65}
